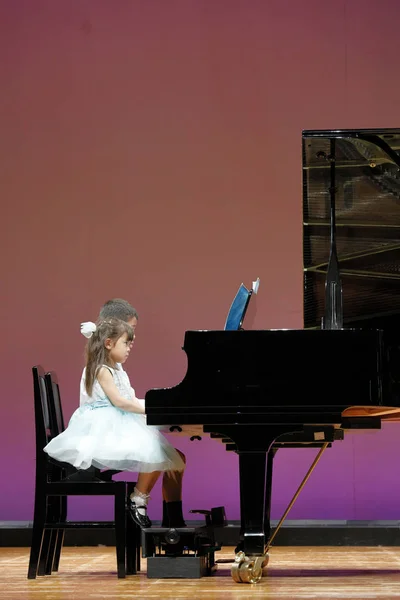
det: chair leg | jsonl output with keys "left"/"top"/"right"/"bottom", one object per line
{"left": 115, "top": 490, "right": 127, "bottom": 578}
{"left": 28, "top": 492, "right": 47, "bottom": 579}
{"left": 44, "top": 530, "right": 58, "bottom": 575}
{"left": 125, "top": 481, "right": 139, "bottom": 575}
{"left": 136, "top": 527, "right": 141, "bottom": 573}
{"left": 126, "top": 508, "right": 136, "bottom": 575}
{"left": 53, "top": 496, "right": 67, "bottom": 572}
{"left": 38, "top": 496, "right": 59, "bottom": 575}
{"left": 52, "top": 530, "right": 65, "bottom": 572}
{"left": 126, "top": 512, "right": 141, "bottom": 574}
{"left": 38, "top": 528, "right": 57, "bottom": 576}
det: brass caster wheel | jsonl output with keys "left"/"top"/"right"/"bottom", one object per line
{"left": 231, "top": 551, "right": 246, "bottom": 583}
{"left": 231, "top": 551, "right": 265, "bottom": 584}
{"left": 261, "top": 552, "right": 270, "bottom": 577}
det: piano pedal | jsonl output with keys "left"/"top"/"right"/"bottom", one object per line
{"left": 142, "top": 506, "right": 227, "bottom": 579}
{"left": 189, "top": 505, "right": 227, "bottom": 527}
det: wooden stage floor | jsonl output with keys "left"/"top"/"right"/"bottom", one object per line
{"left": 3, "top": 546, "right": 400, "bottom": 599}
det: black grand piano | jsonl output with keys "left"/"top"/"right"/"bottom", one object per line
{"left": 145, "top": 128, "right": 400, "bottom": 583}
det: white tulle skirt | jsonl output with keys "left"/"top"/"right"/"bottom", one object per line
{"left": 43, "top": 405, "right": 186, "bottom": 473}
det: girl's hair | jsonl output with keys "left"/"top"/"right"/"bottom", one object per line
{"left": 85, "top": 318, "right": 134, "bottom": 396}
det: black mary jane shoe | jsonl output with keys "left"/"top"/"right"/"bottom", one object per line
{"left": 128, "top": 500, "right": 152, "bottom": 529}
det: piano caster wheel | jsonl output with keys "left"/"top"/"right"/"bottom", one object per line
{"left": 261, "top": 553, "right": 269, "bottom": 575}
{"left": 231, "top": 551, "right": 264, "bottom": 584}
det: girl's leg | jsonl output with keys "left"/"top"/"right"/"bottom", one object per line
{"left": 129, "top": 471, "right": 161, "bottom": 528}
{"left": 136, "top": 471, "right": 161, "bottom": 495}
{"left": 162, "top": 449, "right": 186, "bottom": 501}
{"left": 162, "top": 449, "right": 187, "bottom": 527}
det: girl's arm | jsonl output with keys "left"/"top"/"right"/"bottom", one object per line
{"left": 97, "top": 367, "right": 145, "bottom": 414}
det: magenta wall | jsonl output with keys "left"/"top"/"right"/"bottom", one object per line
{"left": 2, "top": 0, "right": 400, "bottom": 523}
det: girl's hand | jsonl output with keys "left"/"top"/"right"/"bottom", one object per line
{"left": 97, "top": 368, "right": 145, "bottom": 414}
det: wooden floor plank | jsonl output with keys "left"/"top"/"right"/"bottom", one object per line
{"left": 2, "top": 546, "right": 400, "bottom": 599}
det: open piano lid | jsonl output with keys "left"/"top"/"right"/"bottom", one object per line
{"left": 303, "top": 128, "right": 400, "bottom": 331}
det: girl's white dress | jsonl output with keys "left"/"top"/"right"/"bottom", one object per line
{"left": 43, "top": 365, "right": 185, "bottom": 473}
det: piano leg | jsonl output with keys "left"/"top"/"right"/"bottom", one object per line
{"left": 239, "top": 450, "right": 267, "bottom": 556}
{"left": 236, "top": 447, "right": 275, "bottom": 549}
{"left": 264, "top": 449, "right": 276, "bottom": 541}
{"left": 203, "top": 424, "right": 301, "bottom": 583}
{"left": 236, "top": 448, "right": 275, "bottom": 542}
{"left": 230, "top": 450, "right": 268, "bottom": 583}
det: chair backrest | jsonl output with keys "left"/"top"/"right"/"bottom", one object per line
{"left": 32, "top": 365, "right": 51, "bottom": 444}
{"left": 45, "top": 371, "right": 65, "bottom": 436}
{"left": 32, "top": 365, "right": 55, "bottom": 477}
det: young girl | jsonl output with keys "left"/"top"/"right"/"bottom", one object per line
{"left": 43, "top": 318, "right": 185, "bottom": 528}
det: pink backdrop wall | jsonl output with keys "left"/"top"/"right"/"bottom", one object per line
{"left": 2, "top": 0, "right": 400, "bottom": 523}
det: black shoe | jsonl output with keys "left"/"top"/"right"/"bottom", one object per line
{"left": 161, "top": 500, "right": 187, "bottom": 528}
{"left": 128, "top": 500, "right": 152, "bottom": 529}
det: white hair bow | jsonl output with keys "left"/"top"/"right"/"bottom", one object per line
{"left": 80, "top": 321, "right": 97, "bottom": 338}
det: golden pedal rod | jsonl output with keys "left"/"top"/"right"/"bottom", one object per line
{"left": 265, "top": 441, "right": 329, "bottom": 552}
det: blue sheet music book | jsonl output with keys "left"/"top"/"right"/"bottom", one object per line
{"left": 224, "top": 278, "right": 260, "bottom": 330}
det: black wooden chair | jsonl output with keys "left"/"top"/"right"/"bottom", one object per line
{"left": 27, "top": 365, "right": 140, "bottom": 579}
{"left": 44, "top": 369, "right": 140, "bottom": 576}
